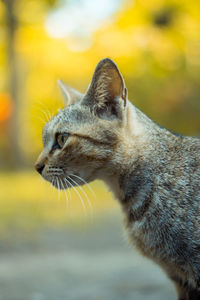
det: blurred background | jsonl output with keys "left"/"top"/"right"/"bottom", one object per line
{"left": 0, "top": 0, "right": 200, "bottom": 299}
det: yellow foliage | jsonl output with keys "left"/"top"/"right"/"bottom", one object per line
{"left": 5, "top": 0, "right": 197, "bottom": 159}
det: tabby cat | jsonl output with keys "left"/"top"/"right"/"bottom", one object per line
{"left": 35, "top": 58, "right": 200, "bottom": 300}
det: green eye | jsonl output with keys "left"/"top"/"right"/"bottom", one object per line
{"left": 56, "top": 133, "right": 69, "bottom": 148}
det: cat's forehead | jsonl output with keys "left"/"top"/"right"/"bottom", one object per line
{"left": 42, "top": 104, "right": 93, "bottom": 142}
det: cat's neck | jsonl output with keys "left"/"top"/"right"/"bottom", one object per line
{"left": 101, "top": 100, "right": 173, "bottom": 205}
{"left": 101, "top": 101, "right": 155, "bottom": 202}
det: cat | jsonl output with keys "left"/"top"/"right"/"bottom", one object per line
{"left": 35, "top": 58, "right": 200, "bottom": 300}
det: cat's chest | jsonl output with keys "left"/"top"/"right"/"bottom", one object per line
{"left": 126, "top": 209, "right": 191, "bottom": 266}
{"left": 126, "top": 213, "right": 162, "bottom": 259}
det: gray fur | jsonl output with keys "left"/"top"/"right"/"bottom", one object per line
{"left": 35, "top": 58, "right": 200, "bottom": 300}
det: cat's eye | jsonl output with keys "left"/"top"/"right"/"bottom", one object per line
{"left": 56, "top": 133, "right": 70, "bottom": 148}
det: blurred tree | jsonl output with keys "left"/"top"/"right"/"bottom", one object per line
{"left": 1, "top": 0, "right": 60, "bottom": 168}
{"left": 2, "top": 0, "right": 21, "bottom": 167}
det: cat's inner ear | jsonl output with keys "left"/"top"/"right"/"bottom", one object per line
{"left": 57, "top": 79, "right": 83, "bottom": 105}
{"left": 83, "top": 58, "right": 127, "bottom": 119}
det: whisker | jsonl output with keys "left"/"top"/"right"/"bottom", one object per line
{"left": 43, "top": 109, "right": 51, "bottom": 122}
{"left": 33, "top": 105, "right": 50, "bottom": 122}
{"left": 66, "top": 179, "right": 72, "bottom": 206}
{"left": 60, "top": 179, "right": 69, "bottom": 208}
{"left": 69, "top": 173, "right": 96, "bottom": 198}
{"left": 46, "top": 109, "right": 53, "bottom": 121}
{"left": 31, "top": 115, "right": 46, "bottom": 125}
{"left": 64, "top": 178, "right": 87, "bottom": 216}
{"left": 34, "top": 101, "right": 53, "bottom": 121}
{"left": 66, "top": 180, "right": 72, "bottom": 206}
{"left": 68, "top": 176, "right": 93, "bottom": 216}
{"left": 56, "top": 177, "right": 61, "bottom": 203}
{"left": 50, "top": 177, "right": 57, "bottom": 204}
{"left": 46, "top": 110, "right": 52, "bottom": 121}
{"left": 52, "top": 177, "right": 56, "bottom": 188}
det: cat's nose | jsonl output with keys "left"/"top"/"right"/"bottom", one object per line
{"left": 35, "top": 163, "right": 45, "bottom": 175}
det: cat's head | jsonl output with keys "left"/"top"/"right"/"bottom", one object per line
{"left": 35, "top": 58, "right": 129, "bottom": 189}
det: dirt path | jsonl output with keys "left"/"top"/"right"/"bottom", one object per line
{"left": 0, "top": 216, "right": 176, "bottom": 300}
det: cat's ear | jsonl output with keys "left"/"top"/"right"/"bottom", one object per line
{"left": 83, "top": 58, "right": 127, "bottom": 119}
{"left": 57, "top": 79, "right": 83, "bottom": 105}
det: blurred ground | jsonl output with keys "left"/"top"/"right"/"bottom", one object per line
{"left": 0, "top": 216, "right": 176, "bottom": 300}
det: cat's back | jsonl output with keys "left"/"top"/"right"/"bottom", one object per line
{"left": 178, "top": 135, "right": 200, "bottom": 178}
{"left": 155, "top": 133, "right": 200, "bottom": 199}
{"left": 154, "top": 130, "right": 200, "bottom": 176}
